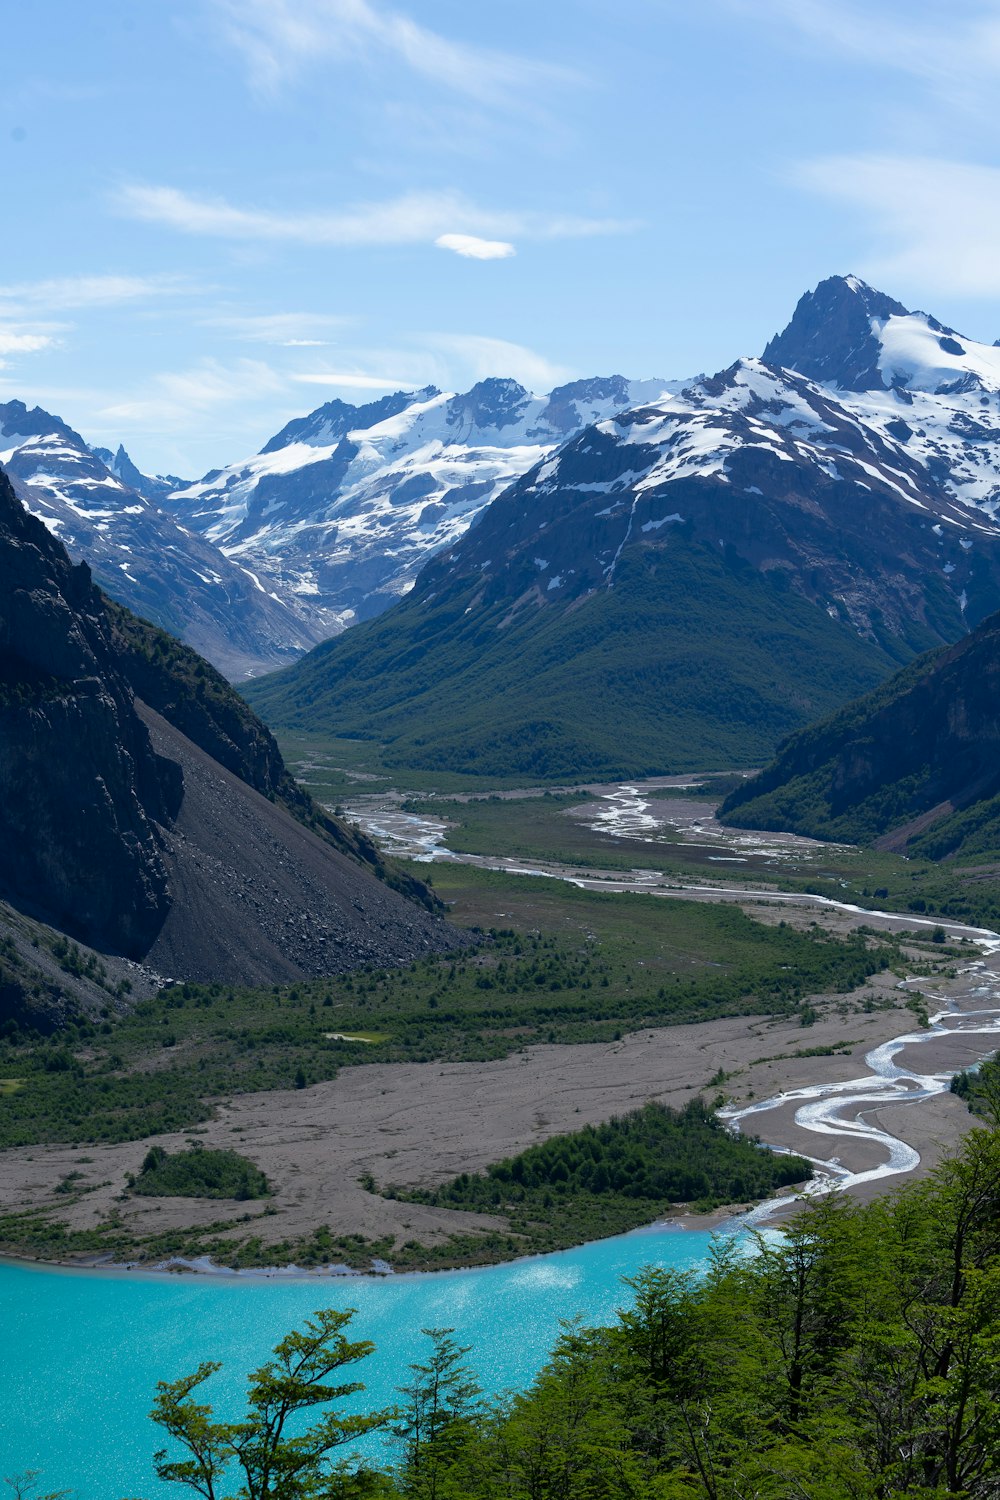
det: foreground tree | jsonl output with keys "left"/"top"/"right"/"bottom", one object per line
{"left": 393, "top": 1328, "right": 482, "bottom": 1499}
{"left": 147, "top": 1307, "right": 393, "bottom": 1500}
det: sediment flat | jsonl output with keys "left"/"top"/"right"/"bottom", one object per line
{"left": 1, "top": 956, "right": 980, "bottom": 1264}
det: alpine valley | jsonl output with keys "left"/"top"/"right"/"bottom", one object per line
{"left": 247, "top": 275, "right": 1000, "bottom": 778}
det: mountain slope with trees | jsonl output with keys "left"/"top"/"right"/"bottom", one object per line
{"left": 720, "top": 606, "right": 1000, "bottom": 858}
{"left": 249, "top": 276, "right": 1000, "bottom": 778}
{"left": 144, "top": 1125, "right": 1000, "bottom": 1500}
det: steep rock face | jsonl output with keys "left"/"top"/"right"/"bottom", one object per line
{"left": 763, "top": 275, "right": 910, "bottom": 390}
{"left": 0, "top": 468, "right": 177, "bottom": 952}
{"left": 1, "top": 401, "right": 330, "bottom": 678}
{"left": 719, "top": 610, "right": 1000, "bottom": 854}
{"left": 0, "top": 467, "right": 459, "bottom": 978}
{"left": 168, "top": 374, "right": 676, "bottom": 627}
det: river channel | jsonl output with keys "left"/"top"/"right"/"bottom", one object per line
{"left": 344, "top": 779, "right": 1000, "bottom": 1202}
{"left": 2, "top": 780, "right": 999, "bottom": 1496}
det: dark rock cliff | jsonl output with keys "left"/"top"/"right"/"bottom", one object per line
{"left": 0, "top": 468, "right": 179, "bottom": 953}
{"left": 0, "top": 466, "right": 458, "bottom": 981}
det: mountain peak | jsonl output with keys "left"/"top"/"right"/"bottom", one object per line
{"left": 446, "top": 377, "right": 531, "bottom": 431}
{"left": 260, "top": 386, "right": 440, "bottom": 455}
{"left": 763, "top": 274, "right": 911, "bottom": 391}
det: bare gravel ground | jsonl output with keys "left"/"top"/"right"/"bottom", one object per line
{"left": 1, "top": 962, "right": 968, "bottom": 1262}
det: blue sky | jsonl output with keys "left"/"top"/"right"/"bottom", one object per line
{"left": 3, "top": 0, "right": 1000, "bottom": 475}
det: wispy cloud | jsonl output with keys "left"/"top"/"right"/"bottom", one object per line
{"left": 208, "top": 0, "right": 575, "bottom": 105}
{"left": 290, "top": 370, "right": 416, "bottom": 389}
{"left": 725, "top": 0, "right": 1000, "bottom": 110}
{"left": 97, "top": 358, "right": 286, "bottom": 430}
{"left": 435, "top": 233, "right": 515, "bottom": 261}
{"left": 200, "top": 310, "right": 351, "bottom": 345}
{"left": 426, "top": 333, "right": 574, "bottom": 392}
{"left": 793, "top": 153, "right": 1000, "bottom": 298}
{"left": 116, "top": 184, "right": 635, "bottom": 255}
{"left": 0, "top": 273, "right": 192, "bottom": 313}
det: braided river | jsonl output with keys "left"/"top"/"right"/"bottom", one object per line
{"left": 3, "top": 781, "right": 999, "bottom": 1497}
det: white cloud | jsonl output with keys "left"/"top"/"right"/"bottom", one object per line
{"left": 0, "top": 273, "right": 191, "bottom": 313}
{"left": 290, "top": 371, "right": 416, "bottom": 389}
{"left": 200, "top": 310, "right": 350, "bottom": 344}
{"left": 793, "top": 153, "right": 1000, "bottom": 297}
{"left": 435, "top": 233, "right": 515, "bottom": 261}
{"left": 0, "top": 329, "right": 56, "bottom": 356}
{"left": 116, "top": 183, "right": 633, "bottom": 250}
{"left": 426, "top": 334, "right": 573, "bottom": 392}
{"left": 208, "top": 0, "right": 574, "bottom": 104}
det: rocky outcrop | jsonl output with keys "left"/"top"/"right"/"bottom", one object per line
{"left": 0, "top": 466, "right": 460, "bottom": 978}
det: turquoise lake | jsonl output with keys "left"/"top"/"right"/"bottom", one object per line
{"left": 0, "top": 1223, "right": 732, "bottom": 1498}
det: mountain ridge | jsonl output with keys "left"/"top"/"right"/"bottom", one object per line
{"left": 0, "top": 465, "right": 458, "bottom": 1005}
{"left": 166, "top": 373, "right": 678, "bottom": 627}
{"left": 246, "top": 275, "right": 1000, "bottom": 778}
{"left": 0, "top": 401, "right": 330, "bottom": 678}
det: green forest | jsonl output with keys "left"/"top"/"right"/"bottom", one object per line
{"left": 389, "top": 1099, "right": 811, "bottom": 1255}
{"left": 247, "top": 542, "right": 900, "bottom": 781}
{"left": 131, "top": 1144, "right": 270, "bottom": 1200}
{"left": 141, "top": 1124, "right": 1000, "bottom": 1499}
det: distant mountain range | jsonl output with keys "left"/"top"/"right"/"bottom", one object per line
{"left": 163, "top": 375, "right": 677, "bottom": 626}
{"left": 0, "top": 377, "right": 674, "bottom": 678}
{"left": 0, "top": 465, "right": 457, "bottom": 1028}
{"left": 0, "top": 402, "right": 327, "bottom": 679}
{"left": 8, "top": 270, "right": 1000, "bottom": 734}
{"left": 246, "top": 275, "right": 1000, "bottom": 777}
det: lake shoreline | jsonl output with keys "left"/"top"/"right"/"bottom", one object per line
{"left": 0, "top": 1199, "right": 751, "bottom": 1283}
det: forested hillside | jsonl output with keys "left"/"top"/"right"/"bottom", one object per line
{"left": 146, "top": 1124, "right": 1000, "bottom": 1499}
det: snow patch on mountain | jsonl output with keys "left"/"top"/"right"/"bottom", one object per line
{"left": 166, "top": 375, "right": 680, "bottom": 627}
{"left": 0, "top": 400, "right": 333, "bottom": 678}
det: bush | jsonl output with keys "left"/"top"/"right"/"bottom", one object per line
{"left": 132, "top": 1145, "right": 270, "bottom": 1200}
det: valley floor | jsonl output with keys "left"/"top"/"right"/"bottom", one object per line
{"left": 3, "top": 756, "right": 996, "bottom": 1276}
{"left": 0, "top": 927, "right": 981, "bottom": 1274}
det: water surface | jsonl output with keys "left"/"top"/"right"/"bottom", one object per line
{"left": 1, "top": 1223, "right": 723, "bottom": 1499}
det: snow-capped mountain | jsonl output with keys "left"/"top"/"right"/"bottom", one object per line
{"left": 438, "top": 275, "right": 1000, "bottom": 642}
{"left": 90, "top": 442, "right": 188, "bottom": 505}
{"left": 0, "top": 401, "right": 331, "bottom": 679}
{"left": 765, "top": 274, "right": 1000, "bottom": 519}
{"left": 167, "top": 375, "right": 678, "bottom": 625}
{"left": 246, "top": 276, "right": 1000, "bottom": 779}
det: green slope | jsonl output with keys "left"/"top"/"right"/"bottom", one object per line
{"left": 247, "top": 541, "right": 903, "bottom": 781}
{"left": 721, "top": 609, "right": 1000, "bottom": 857}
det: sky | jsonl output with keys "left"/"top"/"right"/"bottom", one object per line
{"left": 4, "top": 0, "right": 1000, "bottom": 475}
